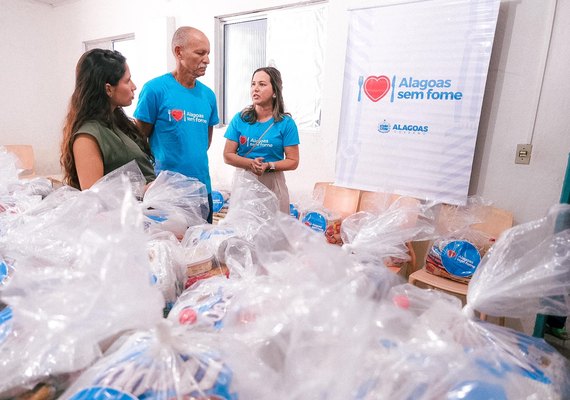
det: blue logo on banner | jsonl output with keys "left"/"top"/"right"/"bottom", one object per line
{"left": 377, "top": 120, "right": 391, "bottom": 133}
{"left": 377, "top": 120, "right": 428, "bottom": 135}
{"left": 358, "top": 75, "right": 463, "bottom": 103}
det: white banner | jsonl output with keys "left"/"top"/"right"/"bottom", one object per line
{"left": 336, "top": 0, "right": 500, "bottom": 205}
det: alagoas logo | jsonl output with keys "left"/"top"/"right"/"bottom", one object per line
{"left": 357, "top": 75, "right": 463, "bottom": 103}
{"left": 168, "top": 109, "right": 208, "bottom": 124}
{"left": 377, "top": 120, "right": 391, "bottom": 133}
{"left": 362, "top": 76, "right": 391, "bottom": 102}
{"left": 238, "top": 135, "right": 272, "bottom": 148}
{"left": 377, "top": 119, "right": 429, "bottom": 134}
{"left": 171, "top": 109, "right": 184, "bottom": 121}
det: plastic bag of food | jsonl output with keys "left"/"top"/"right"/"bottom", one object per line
{"left": 0, "top": 147, "right": 20, "bottom": 192}
{"left": 424, "top": 227, "right": 493, "bottom": 283}
{"left": 357, "top": 205, "right": 570, "bottom": 399}
{"left": 90, "top": 160, "right": 147, "bottom": 200}
{"left": 60, "top": 321, "right": 239, "bottom": 400}
{"left": 468, "top": 203, "right": 570, "bottom": 318}
{"left": 229, "top": 214, "right": 387, "bottom": 397}
{"left": 179, "top": 224, "right": 235, "bottom": 290}
{"left": 143, "top": 170, "right": 208, "bottom": 238}
{"left": 0, "top": 171, "right": 52, "bottom": 228}
{"left": 167, "top": 275, "right": 236, "bottom": 331}
{"left": 0, "top": 174, "right": 164, "bottom": 398}
{"left": 9, "top": 176, "right": 54, "bottom": 198}
{"left": 167, "top": 234, "right": 266, "bottom": 331}
{"left": 0, "top": 167, "right": 141, "bottom": 267}
{"left": 301, "top": 206, "right": 343, "bottom": 245}
{"left": 368, "top": 281, "right": 570, "bottom": 400}
{"left": 147, "top": 231, "right": 186, "bottom": 316}
{"left": 341, "top": 198, "right": 436, "bottom": 270}
{"left": 212, "top": 188, "right": 231, "bottom": 224}
{"left": 221, "top": 169, "right": 279, "bottom": 241}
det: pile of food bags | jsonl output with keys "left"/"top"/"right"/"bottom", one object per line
{"left": 0, "top": 171, "right": 164, "bottom": 398}
{"left": 0, "top": 156, "right": 568, "bottom": 399}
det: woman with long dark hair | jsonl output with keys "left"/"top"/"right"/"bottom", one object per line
{"left": 223, "top": 66, "right": 300, "bottom": 213}
{"left": 61, "top": 49, "right": 155, "bottom": 189}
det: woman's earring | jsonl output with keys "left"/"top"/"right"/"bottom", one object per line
{"left": 272, "top": 94, "right": 276, "bottom": 98}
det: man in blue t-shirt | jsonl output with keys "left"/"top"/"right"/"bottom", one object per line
{"left": 135, "top": 26, "right": 219, "bottom": 223}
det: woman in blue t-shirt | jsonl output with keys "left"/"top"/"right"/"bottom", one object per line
{"left": 223, "top": 67, "right": 300, "bottom": 213}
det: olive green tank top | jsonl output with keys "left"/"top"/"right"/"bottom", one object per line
{"left": 74, "top": 120, "right": 155, "bottom": 183}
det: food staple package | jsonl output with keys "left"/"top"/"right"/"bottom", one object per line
{"left": 0, "top": 151, "right": 56, "bottom": 236}
{"left": 180, "top": 225, "right": 235, "bottom": 290}
{"left": 424, "top": 198, "right": 499, "bottom": 282}
{"left": 301, "top": 207, "right": 343, "bottom": 245}
{"left": 348, "top": 204, "right": 570, "bottom": 399}
{"left": 212, "top": 189, "right": 230, "bottom": 224}
{"left": 0, "top": 174, "right": 164, "bottom": 398}
{"left": 0, "top": 148, "right": 20, "bottom": 190}
{"left": 0, "top": 161, "right": 569, "bottom": 399}
{"left": 147, "top": 232, "right": 186, "bottom": 315}
{"left": 221, "top": 169, "right": 280, "bottom": 242}
{"left": 425, "top": 227, "right": 493, "bottom": 283}
{"left": 60, "top": 322, "right": 239, "bottom": 400}
{"left": 341, "top": 198, "right": 436, "bottom": 269}
{"left": 142, "top": 170, "right": 209, "bottom": 239}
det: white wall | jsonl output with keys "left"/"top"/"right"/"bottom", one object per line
{"left": 471, "top": 0, "right": 570, "bottom": 224}
{"left": 0, "top": 0, "right": 66, "bottom": 175}
{"left": 1, "top": 0, "right": 569, "bottom": 225}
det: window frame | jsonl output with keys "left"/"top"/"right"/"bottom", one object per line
{"left": 214, "top": 1, "right": 328, "bottom": 130}
{"left": 84, "top": 33, "right": 135, "bottom": 52}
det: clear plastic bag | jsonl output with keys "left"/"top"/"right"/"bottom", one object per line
{"left": 341, "top": 197, "right": 436, "bottom": 271}
{"left": 142, "top": 170, "right": 208, "bottom": 238}
{"left": 0, "top": 147, "right": 21, "bottom": 193}
{"left": 468, "top": 203, "right": 570, "bottom": 318}
{"left": 179, "top": 224, "right": 234, "bottom": 290}
{"left": 368, "top": 282, "right": 570, "bottom": 400}
{"left": 354, "top": 205, "right": 570, "bottom": 399}
{"left": 221, "top": 169, "right": 279, "bottom": 241}
{"left": 60, "top": 322, "right": 239, "bottom": 400}
{"left": 147, "top": 231, "right": 186, "bottom": 316}
{"left": 0, "top": 174, "right": 164, "bottom": 398}
{"left": 0, "top": 170, "right": 141, "bottom": 266}
{"left": 90, "top": 160, "right": 146, "bottom": 197}
{"left": 424, "top": 227, "right": 493, "bottom": 283}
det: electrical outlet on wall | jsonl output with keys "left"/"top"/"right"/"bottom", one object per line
{"left": 515, "top": 144, "right": 532, "bottom": 165}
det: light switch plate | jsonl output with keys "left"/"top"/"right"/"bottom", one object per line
{"left": 515, "top": 144, "right": 532, "bottom": 165}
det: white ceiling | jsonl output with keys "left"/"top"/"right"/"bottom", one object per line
{"left": 30, "top": 0, "right": 78, "bottom": 6}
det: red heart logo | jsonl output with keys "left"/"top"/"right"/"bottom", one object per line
{"left": 171, "top": 109, "right": 184, "bottom": 121}
{"left": 363, "top": 76, "right": 391, "bottom": 102}
{"left": 239, "top": 136, "right": 247, "bottom": 145}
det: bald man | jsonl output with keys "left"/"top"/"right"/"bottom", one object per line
{"left": 135, "top": 26, "right": 219, "bottom": 223}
